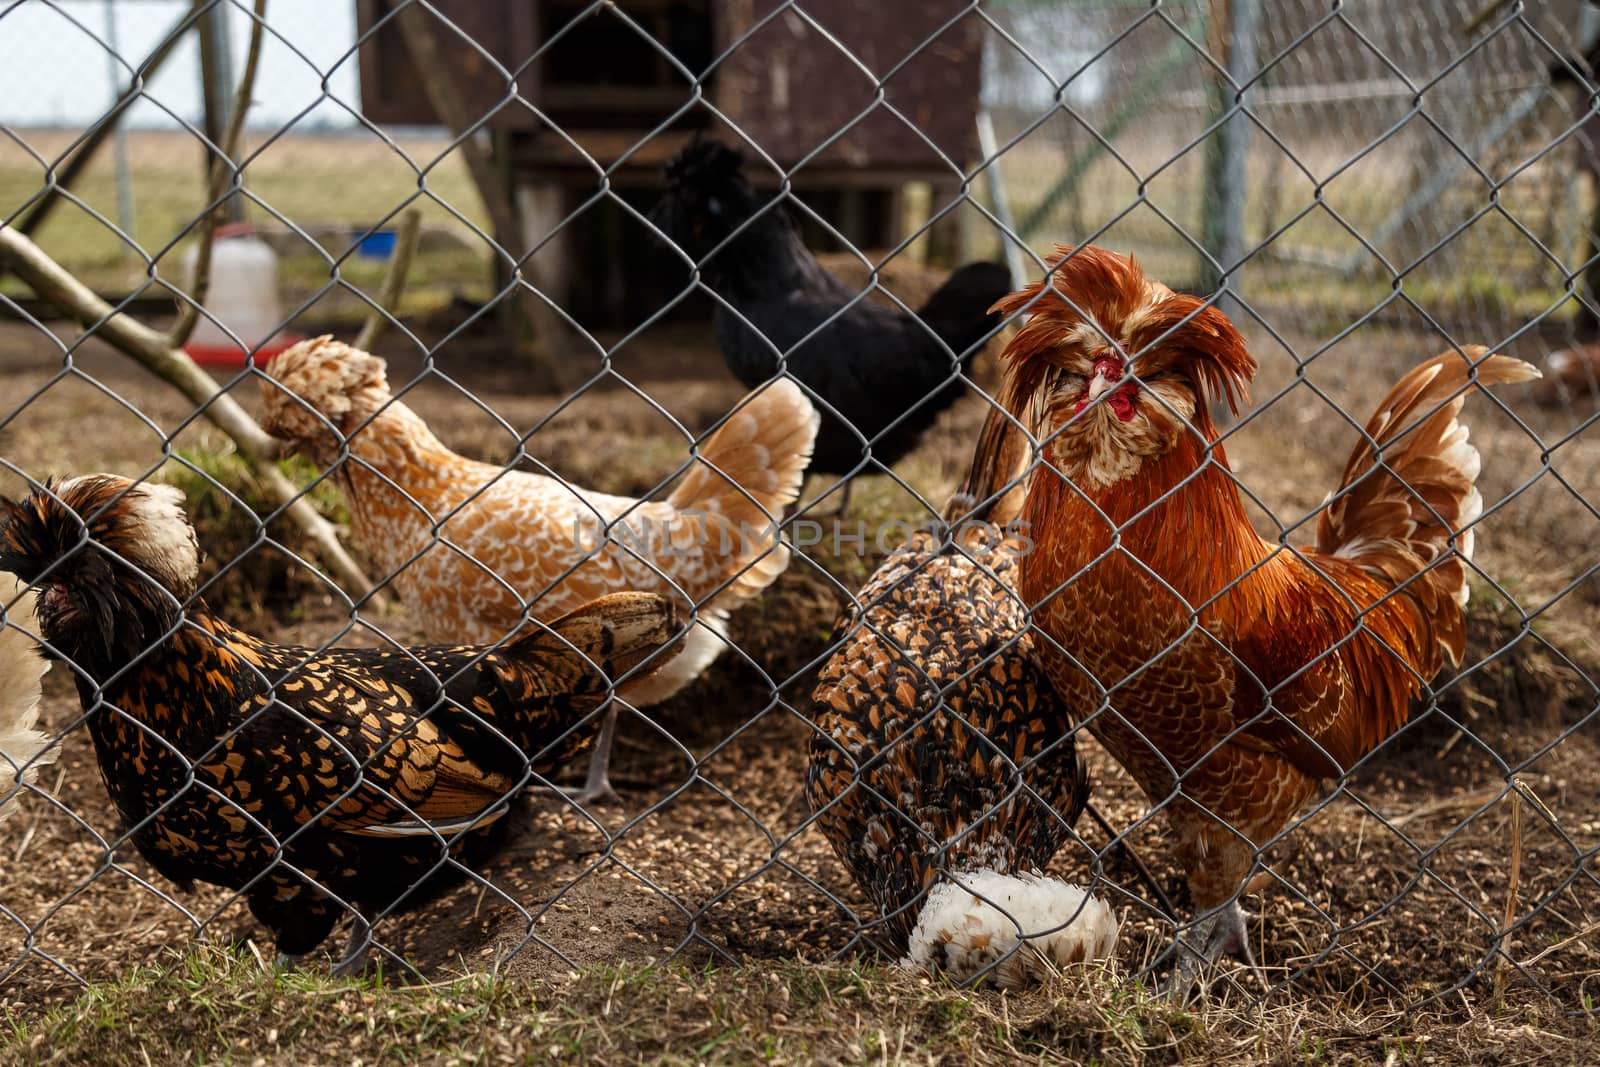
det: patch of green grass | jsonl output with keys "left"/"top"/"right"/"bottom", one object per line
{"left": 159, "top": 447, "right": 348, "bottom": 530}
{"left": 156, "top": 447, "right": 356, "bottom": 621}
{"left": 2, "top": 860, "right": 1593, "bottom": 1064}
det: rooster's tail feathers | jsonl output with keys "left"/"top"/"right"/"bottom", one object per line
{"left": 1315, "top": 347, "right": 1539, "bottom": 663}
{"left": 0, "top": 577, "right": 54, "bottom": 826}
{"left": 902, "top": 871, "right": 1119, "bottom": 989}
{"left": 943, "top": 399, "right": 1034, "bottom": 530}
{"left": 667, "top": 378, "right": 819, "bottom": 607}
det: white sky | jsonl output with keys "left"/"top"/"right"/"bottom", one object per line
{"left": 0, "top": 0, "right": 363, "bottom": 129}
{"left": 0, "top": 1, "right": 1110, "bottom": 132}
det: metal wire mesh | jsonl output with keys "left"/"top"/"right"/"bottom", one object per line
{"left": 0, "top": 0, "right": 1596, "bottom": 1014}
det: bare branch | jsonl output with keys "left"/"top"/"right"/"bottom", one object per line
{"left": 13, "top": 1, "right": 203, "bottom": 241}
{"left": 354, "top": 208, "right": 423, "bottom": 353}
{"left": 394, "top": 8, "right": 520, "bottom": 250}
{"left": 393, "top": 5, "right": 566, "bottom": 368}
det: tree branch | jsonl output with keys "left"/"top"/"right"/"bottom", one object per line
{"left": 394, "top": 7, "right": 521, "bottom": 250}
{"left": 394, "top": 6, "right": 566, "bottom": 367}
{"left": 0, "top": 224, "right": 380, "bottom": 604}
{"left": 354, "top": 208, "right": 422, "bottom": 353}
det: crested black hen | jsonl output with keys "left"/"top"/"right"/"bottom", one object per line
{"left": 805, "top": 405, "right": 1117, "bottom": 987}
{"left": 0, "top": 475, "right": 680, "bottom": 972}
{"left": 655, "top": 139, "right": 1013, "bottom": 512}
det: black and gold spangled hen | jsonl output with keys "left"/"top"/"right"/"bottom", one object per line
{"left": 0, "top": 475, "right": 680, "bottom": 971}
{"left": 806, "top": 407, "right": 1117, "bottom": 987}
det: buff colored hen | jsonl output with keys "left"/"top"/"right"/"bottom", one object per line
{"left": 262, "top": 338, "right": 818, "bottom": 803}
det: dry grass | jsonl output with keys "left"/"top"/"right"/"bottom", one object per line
{"left": 5, "top": 945, "right": 1596, "bottom": 1066}
{"left": 0, "top": 130, "right": 491, "bottom": 321}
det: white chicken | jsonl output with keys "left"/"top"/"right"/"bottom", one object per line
{"left": 1, "top": 574, "right": 54, "bottom": 825}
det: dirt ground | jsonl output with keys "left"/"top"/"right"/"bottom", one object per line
{"left": 0, "top": 294, "right": 1597, "bottom": 1036}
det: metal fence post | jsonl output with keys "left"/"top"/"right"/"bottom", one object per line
{"left": 103, "top": 0, "right": 135, "bottom": 251}
{"left": 197, "top": 0, "right": 244, "bottom": 224}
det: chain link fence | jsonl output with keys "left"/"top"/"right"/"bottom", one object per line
{"left": 0, "top": 0, "right": 1596, "bottom": 1017}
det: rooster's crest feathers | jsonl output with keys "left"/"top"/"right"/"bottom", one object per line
{"left": 996, "top": 245, "right": 1256, "bottom": 423}
{"left": 663, "top": 137, "right": 747, "bottom": 190}
{"left": 1, "top": 475, "right": 200, "bottom": 601}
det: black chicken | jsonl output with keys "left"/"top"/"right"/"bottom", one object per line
{"left": 805, "top": 406, "right": 1117, "bottom": 987}
{"left": 654, "top": 139, "right": 1013, "bottom": 513}
{"left": 0, "top": 475, "right": 680, "bottom": 972}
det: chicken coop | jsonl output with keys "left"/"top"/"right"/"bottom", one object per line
{"left": 353, "top": 0, "right": 984, "bottom": 324}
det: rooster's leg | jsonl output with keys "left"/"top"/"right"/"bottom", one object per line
{"left": 817, "top": 478, "right": 854, "bottom": 520}
{"left": 1164, "top": 899, "right": 1264, "bottom": 999}
{"left": 559, "top": 704, "right": 619, "bottom": 807}
{"left": 329, "top": 915, "right": 373, "bottom": 979}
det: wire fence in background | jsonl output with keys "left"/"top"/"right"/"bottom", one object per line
{"left": 0, "top": 0, "right": 1596, "bottom": 1016}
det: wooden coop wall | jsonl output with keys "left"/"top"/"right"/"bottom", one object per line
{"left": 353, "top": 0, "right": 984, "bottom": 326}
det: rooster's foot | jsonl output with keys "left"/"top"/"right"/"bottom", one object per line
{"left": 552, "top": 706, "right": 621, "bottom": 809}
{"left": 329, "top": 917, "right": 373, "bottom": 979}
{"left": 558, "top": 778, "right": 619, "bottom": 808}
{"left": 1164, "top": 900, "right": 1266, "bottom": 1000}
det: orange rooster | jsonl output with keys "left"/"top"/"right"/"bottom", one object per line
{"left": 262, "top": 338, "right": 818, "bottom": 803}
{"left": 996, "top": 245, "right": 1538, "bottom": 991}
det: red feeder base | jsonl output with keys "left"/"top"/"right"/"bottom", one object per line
{"left": 184, "top": 333, "right": 305, "bottom": 369}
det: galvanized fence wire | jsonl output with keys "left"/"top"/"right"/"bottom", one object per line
{"left": 0, "top": 0, "right": 1597, "bottom": 1010}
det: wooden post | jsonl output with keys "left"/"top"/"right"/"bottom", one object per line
{"left": 1581, "top": 191, "right": 1600, "bottom": 336}
{"left": 396, "top": 6, "right": 561, "bottom": 365}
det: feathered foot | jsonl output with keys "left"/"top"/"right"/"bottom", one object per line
{"left": 558, "top": 705, "right": 620, "bottom": 808}
{"left": 1164, "top": 899, "right": 1265, "bottom": 1000}
{"left": 903, "top": 871, "right": 1119, "bottom": 989}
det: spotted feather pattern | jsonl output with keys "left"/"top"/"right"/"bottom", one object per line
{"left": 807, "top": 533, "right": 1088, "bottom": 946}
{"left": 0, "top": 477, "right": 680, "bottom": 957}
{"left": 807, "top": 406, "right": 1089, "bottom": 949}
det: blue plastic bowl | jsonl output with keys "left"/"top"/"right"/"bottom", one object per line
{"left": 356, "top": 230, "right": 397, "bottom": 260}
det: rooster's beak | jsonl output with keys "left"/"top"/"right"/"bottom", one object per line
{"left": 1086, "top": 369, "right": 1119, "bottom": 402}
{"left": 1085, "top": 354, "right": 1128, "bottom": 403}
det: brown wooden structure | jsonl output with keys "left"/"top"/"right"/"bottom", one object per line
{"left": 354, "top": 0, "right": 985, "bottom": 325}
